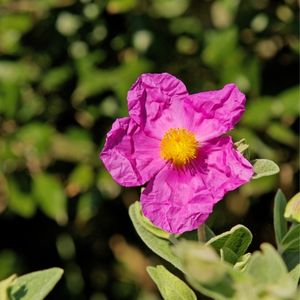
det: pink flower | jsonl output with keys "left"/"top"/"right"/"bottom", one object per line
{"left": 100, "top": 73, "right": 253, "bottom": 234}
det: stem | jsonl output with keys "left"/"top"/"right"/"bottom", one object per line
{"left": 169, "top": 234, "right": 178, "bottom": 245}
{"left": 197, "top": 224, "right": 206, "bottom": 242}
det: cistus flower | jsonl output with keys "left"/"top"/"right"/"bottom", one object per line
{"left": 100, "top": 73, "right": 253, "bottom": 234}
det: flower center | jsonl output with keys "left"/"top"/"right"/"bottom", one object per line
{"left": 160, "top": 128, "right": 198, "bottom": 166}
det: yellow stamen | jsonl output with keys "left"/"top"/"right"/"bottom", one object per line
{"left": 160, "top": 128, "right": 198, "bottom": 167}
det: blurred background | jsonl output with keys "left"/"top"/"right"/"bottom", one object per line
{"left": 0, "top": 0, "right": 298, "bottom": 299}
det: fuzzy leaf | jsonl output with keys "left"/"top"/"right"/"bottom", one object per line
{"left": 9, "top": 268, "right": 63, "bottom": 300}
{"left": 147, "top": 265, "right": 197, "bottom": 300}
{"left": 129, "top": 202, "right": 183, "bottom": 271}
{"left": 174, "top": 240, "right": 238, "bottom": 300}
{"left": 252, "top": 159, "right": 280, "bottom": 179}
{"left": 244, "top": 243, "right": 287, "bottom": 284}
{"left": 206, "top": 225, "right": 252, "bottom": 258}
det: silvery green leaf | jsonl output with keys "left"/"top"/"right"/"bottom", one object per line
{"left": 244, "top": 243, "right": 287, "bottom": 284}
{"left": 252, "top": 159, "right": 280, "bottom": 179}
{"left": 9, "top": 268, "right": 63, "bottom": 300}
{"left": 129, "top": 202, "right": 183, "bottom": 271}
{"left": 147, "top": 265, "right": 197, "bottom": 300}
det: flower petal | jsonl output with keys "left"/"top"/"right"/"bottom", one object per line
{"left": 198, "top": 136, "right": 253, "bottom": 200}
{"left": 141, "top": 136, "right": 253, "bottom": 234}
{"left": 184, "top": 84, "right": 246, "bottom": 142}
{"left": 127, "top": 73, "right": 188, "bottom": 138}
{"left": 100, "top": 117, "right": 165, "bottom": 187}
{"left": 141, "top": 164, "right": 214, "bottom": 234}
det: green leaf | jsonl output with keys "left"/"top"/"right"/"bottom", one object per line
{"left": 7, "top": 180, "right": 36, "bottom": 218}
{"left": 252, "top": 159, "right": 280, "bottom": 179}
{"left": 174, "top": 241, "right": 237, "bottom": 299}
{"left": 107, "top": 0, "right": 137, "bottom": 14}
{"left": 207, "top": 225, "right": 252, "bottom": 259}
{"left": 33, "top": 173, "right": 67, "bottom": 225}
{"left": 68, "top": 164, "right": 94, "bottom": 193}
{"left": 233, "top": 253, "right": 251, "bottom": 271}
{"left": 173, "top": 240, "right": 226, "bottom": 284}
{"left": 220, "top": 247, "right": 238, "bottom": 265}
{"left": 187, "top": 276, "right": 236, "bottom": 300}
{"left": 241, "top": 97, "right": 273, "bottom": 129}
{"left": 289, "top": 264, "right": 300, "bottom": 291}
{"left": 267, "top": 123, "right": 298, "bottom": 147}
{"left": 147, "top": 265, "right": 197, "bottom": 300}
{"left": 281, "top": 224, "right": 300, "bottom": 252}
{"left": 243, "top": 245, "right": 298, "bottom": 300}
{"left": 244, "top": 243, "right": 287, "bottom": 285}
{"left": 202, "top": 28, "right": 238, "bottom": 66}
{"left": 276, "top": 86, "right": 300, "bottom": 117}
{"left": 284, "top": 192, "right": 300, "bottom": 223}
{"left": 273, "top": 189, "right": 288, "bottom": 246}
{"left": 282, "top": 251, "right": 300, "bottom": 271}
{"left": 41, "top": 66, "right": 72, "bottom": 92}
{"left": 129, "top": 202, "right": 183, "bottom": 271}
{"left": 9, "top": 268, "right": 63, "bottom": 300}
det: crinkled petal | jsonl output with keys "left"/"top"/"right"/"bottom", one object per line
{"left": 141, "top": 136, "right": 253, "bottom": 234}
{"left": 141, "top": 164, "right": 214, "bottom": 234}
{"left": 127, "top": 73, "right": 188, "bottom": 138}
{"left": 197, "top": 136, "right": 253, "bottom": 200}
{"left": 100, "top": 117, "right": 165, "bottom": 187}
{"left": 184, "top": 84, "right": 246, "bottom": 142}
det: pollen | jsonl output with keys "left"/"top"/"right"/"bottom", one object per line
{"left": 160, "top": 128, "right": 199, "bottom": 167}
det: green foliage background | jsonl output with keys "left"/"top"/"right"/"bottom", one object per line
{"left": 0, "top": 0, "right": 298, "bottom": 299}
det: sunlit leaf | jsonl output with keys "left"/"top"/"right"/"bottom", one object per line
{"left": 252, "top": 159, "right": 280, "bottom": 179}
{"left": 9, "top": 268, "right": 63, "bottom": 300}
{"left": 0, "top": 274, "right": 16, "bottom": 300}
